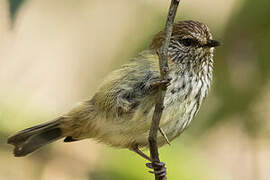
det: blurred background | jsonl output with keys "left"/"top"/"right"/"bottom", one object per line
{"left": 0, "top": 0, "right": 269, "bottom": 179}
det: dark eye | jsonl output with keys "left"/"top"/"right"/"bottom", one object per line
{"left": 182, "top": 38, "right": 193, "bottom": 47}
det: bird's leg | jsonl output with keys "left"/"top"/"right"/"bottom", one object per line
{"left": 159, "top": 127, "right": 171, "bottom": 145}
{"left": 130, "top": 145, "right": 167, "bottom": 178}
{"left": 130, "top": 144, "right": 151, "bottom": 161}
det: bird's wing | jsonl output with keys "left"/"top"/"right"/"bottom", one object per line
{"left": 92, "top": 51, "right": 161, "bottom": 118}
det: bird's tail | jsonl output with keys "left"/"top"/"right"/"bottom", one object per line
{"left": 7, "top": 117, "right": 65, "bottom": 157}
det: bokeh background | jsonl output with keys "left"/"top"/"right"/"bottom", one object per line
{"left": 0, "top": 0, "right": 269, "bottom": 179}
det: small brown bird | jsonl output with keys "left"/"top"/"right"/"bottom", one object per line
{"left": 7, "top": 20, "right": 220, "bottom": 159}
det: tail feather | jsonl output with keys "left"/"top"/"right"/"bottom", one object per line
{"left": 7, "top": 118, "right": 64, "bottom": 157}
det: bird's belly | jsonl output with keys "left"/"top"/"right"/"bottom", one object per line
{"left": 91, "top": 99, "right": 199, "bottom": 148}
{"left": 91, "top": 79, "right": 207, "bottom": 148}
{"left": 162, "top": 100, "right": 199, "bottom": 141}
{"left": 131, "top": 97, "right": 200, "bottom": 147}
{"left": 159, "top": 74, "right": 209, "bottom": 143}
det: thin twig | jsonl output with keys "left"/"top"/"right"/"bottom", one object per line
{"left": 148, "top": 0, "right": 180, "bottom": 180}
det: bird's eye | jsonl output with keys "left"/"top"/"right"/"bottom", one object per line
{"left": 182, "top": 38, "right": 193, "bottom": 47}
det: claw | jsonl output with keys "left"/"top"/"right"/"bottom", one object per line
{"left": 149, "top": 170, "right": 167, "bottom": 177}
{"left": 149, "top": 77, "right": 172, "bottom": 91}
{"left": 146, "top": 162, "right": 153, "bottom": 169}
{"left": 149, "top": 168, "right": 166, "bottom": 174}
{"left": 145, "top": 162, "right": 167, "bottom": 177}
{"left": 146, "top": 161, "right": 165, "bottom": 169}
{"left": 146, "top": 161, "right": 167, "bottom": 178}
{"left": 159, "top": 78, "right": 172, "bottom": 87}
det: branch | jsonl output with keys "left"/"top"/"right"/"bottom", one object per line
{"left": 148, "top": 0, "right": 180, "bottom": 180}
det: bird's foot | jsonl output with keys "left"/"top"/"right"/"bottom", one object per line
{"left": 149, "top": 77, "right": 172, "bottom": 91}
{"left": 146, "top": 161, "right": 167, "bottom": 178}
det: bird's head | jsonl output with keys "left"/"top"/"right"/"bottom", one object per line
{"left": 150, "top": 20, "right": 220, "bottom": 70}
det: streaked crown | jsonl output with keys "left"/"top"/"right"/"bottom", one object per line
{"left": 150, "top": 20, "right": 217, "bottom": 50}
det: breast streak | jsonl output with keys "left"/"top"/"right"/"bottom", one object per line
{"left": 160, "top": 70, "right": 210, "bottom": 142}
{"left": 91, "top": 66, "right": 211, "bottom": 148}
{"left": 104, "top": 73, "right": 209, "bottom": 148}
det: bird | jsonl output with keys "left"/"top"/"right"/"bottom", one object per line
{"left": 7, "top": 20, "right": 220, "bottom": 159}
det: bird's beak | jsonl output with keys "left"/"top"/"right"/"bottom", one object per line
{"left": 203, "top": 40, "right": 221, "bottom": 48}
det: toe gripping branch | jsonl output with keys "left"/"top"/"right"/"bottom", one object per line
{"left": 149, "top": 77, "right": 172, "bottom": 92}
{"left": 146, "top": 161, "right": 167, "bottom": 179}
